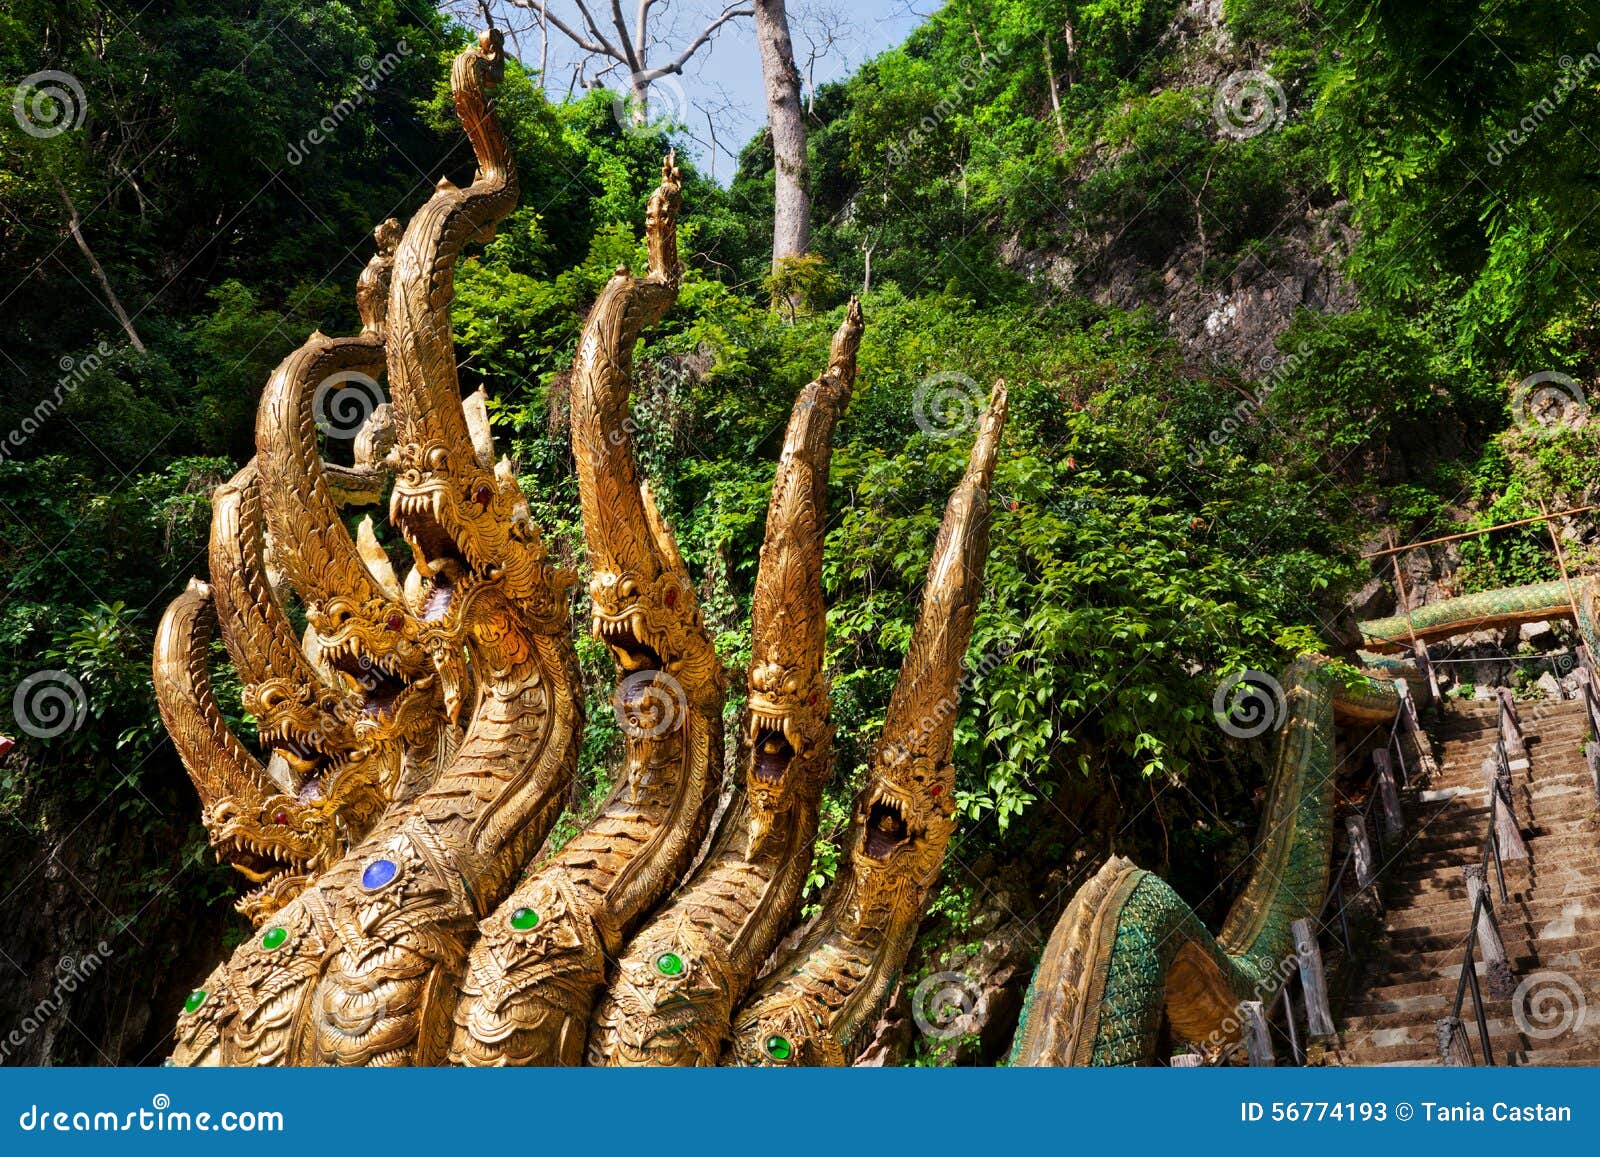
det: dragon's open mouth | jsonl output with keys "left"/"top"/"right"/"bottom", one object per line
{"left": 223, "top": 831, "right": 299, "bottom": 884}
{"left": 359, "top": 670, "right": 410, "bottom": 718}
{"left": 317, "top": 642, "right": 414, "bottom": 722}
{"left": 260, "top": 732, "right": 330, "bottom": 791}
{"left": 598, "top": 612, "right": 663, "bottom": 673}
{"left": 394, "top": 487, "right": 475, "bottom": 579}
{"left": 861, "top": 791, "right": 912, "bottom": 860}
{"left": 749, "top": 709, "right": 796, "bottom": 786}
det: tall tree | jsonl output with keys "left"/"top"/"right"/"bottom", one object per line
{"left": 753, "top": 0, "right": 811, "bottom": 269}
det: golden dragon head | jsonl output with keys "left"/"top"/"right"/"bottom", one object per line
{"left": 384, "top": 30, "right": 572, "bottom": 653}
{"left": 202, "top": 475, "right": 393, "bottom": 916}
{"left": 156, "top": 577, "right": 384, "bottom": 924}
{"left": 568, "top": 154, "right": 720, "bottom": 718}
{"left": 744, "top": 299, "right": 864, "bottom": 841}
{"left": 848, "top": 383, "right": 1006, "bottom": 914}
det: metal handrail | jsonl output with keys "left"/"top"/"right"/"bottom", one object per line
{"left": 1443, "top": 889, "right": 1499, "bottom": 1064}
{"left": 1441, "top": 693, "right": 1523, "bottom": 1066}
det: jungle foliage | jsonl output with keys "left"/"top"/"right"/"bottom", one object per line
{"left": 2, "top": 0, "right": 1597, "bottom": 1059}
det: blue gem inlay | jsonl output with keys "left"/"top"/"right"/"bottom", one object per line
{"left": 361, "top": 858, "right": 398, "bottom": 890}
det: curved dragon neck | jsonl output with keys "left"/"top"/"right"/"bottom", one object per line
{"left": 294, "top": 583, "right": 579, "bottom": 1066}
{"left": 1009, "top": 662, "right": 1402, "bottom": 1065}
{"left": 255, "top": 280, "right": 393, "bottom": 611}
{"left": 386, "top": 30, "right": 516, "bottom": 456}
{"left": 1013, "top": 566, "right": 1600, "bottom": 1067}
{"left": 1359, "top": 578, "right": 1580, "bottom": 651}
{"left": 154, "top": 581, "right": 269, "bottom": 816}
{"left": 580, "top": 304, "right": 864, "bottom": 1067}
{"left": 449, "top": 157, "right": 724, "bottom": 1068}
{"left": 209, "top": 465, "right": 312, "bottom": 688}
{"left": 729, "top": 385, "right": 1007, "bottom": 1067}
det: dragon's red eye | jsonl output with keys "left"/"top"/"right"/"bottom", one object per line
{"left": 386, "top": 613, "right": 403, "bottom": 631}
{"left": 929, "top": 784, "right": 943, "bottom": 797}
{"left": 474, "top": 484, "right": 493, "bottom": 508}
{"left": 664, "top": 588, "right": 678, "bottom": 608}
{"left": 273, "top": 810, "right": 288, "bottom": 825}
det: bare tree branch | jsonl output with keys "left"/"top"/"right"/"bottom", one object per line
{"left": 507, "top": 0, "right": 753, "bottom": 87}
{"left": 639, "top": 5, "right": 754, "bottom": 83}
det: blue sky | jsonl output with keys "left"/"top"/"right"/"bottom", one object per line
{"left": 476, "top": 1, "right": 933, "bottom": 180}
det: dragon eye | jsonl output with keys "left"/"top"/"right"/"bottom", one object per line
{"left": 427, "top": 447, "right": 449, "bottom": 471}
{"left": 764, "top": 1035, "right": 792, "bottom": 1061}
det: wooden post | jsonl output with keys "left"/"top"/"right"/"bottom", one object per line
{"left": 1169, "top": 1052, "right": 1203, "bottom": 1067}
{"left": 1464, "top": 864, "right": 1515, "bottom": 999}
{"left": 1482, "top": 757, "right": 1529, "bottom": 861}
{"left": 1345, "top": 815, "right": 1375, "bottom": 889}
{"left": 1242, "top": 1000, "right": 1274, "bottom": 1067}
{"left": 1374, "top": 750, "right": 1403, "bottom": 838}
{"left": 1388, "top": 538, "right": 1441, "bottom": 709}
{"left": 1496, "top": 687, "right": 1528, "bottom": 764}
{"left": 1291, "top": 918, "right": 1335, "bottom": 1037}
{"left": 1436, "top": 1017, "right": 1473, "bottom": 1066}
{"left": 1394, "top": 679, "right": 1437, "bottom": 781}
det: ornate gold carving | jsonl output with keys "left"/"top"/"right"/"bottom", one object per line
{"left": 166, "top": 34, "right": 1007, "bottom": 1068}
{"left": 583, "top": 299, "right": 866, "bottom": 1067}
{"left": 727, "top": 384, "right": 1007, "bottom": 1066}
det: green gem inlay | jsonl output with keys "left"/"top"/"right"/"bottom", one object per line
{"left": 765, "top": 1035, "right": 792, "bottom": 1061}
{"left": 510, "top": 907, "right": 540, "bottom": 930}
{"left": 655, "top": 952, "right": 684, "bottom": 977}
{"left": 183, "top": 989, "right": 207, "bottom": 1014}
{"left": 261, "top": 926, "right": 287, "bottom": 950}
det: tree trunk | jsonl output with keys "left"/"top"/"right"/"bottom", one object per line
{"left": 753, "top": 0, "right": 810, "bottom": 270}
{"left": 52, "top": 175, "right": 146, "bottom": 353}
{"left": 629, "top": 75, "right": 650, "bottom": 126}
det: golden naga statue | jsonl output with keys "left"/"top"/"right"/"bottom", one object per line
{"left": 159, "top": 30, "right": 1005, "bottom": 1066}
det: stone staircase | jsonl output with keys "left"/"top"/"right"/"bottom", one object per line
{"left": 1336, "top": 696, "right": 1600, "bottom": 1065}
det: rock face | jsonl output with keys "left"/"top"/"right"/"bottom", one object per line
{"left": 999, "top": 0, "right": 1358, "bottom": 375}
{"left": 0, "top": 751, "right": 233, "bottom": 1067}
{"left": 1089, "top": 203, "right": 1358, "bottom": 374}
